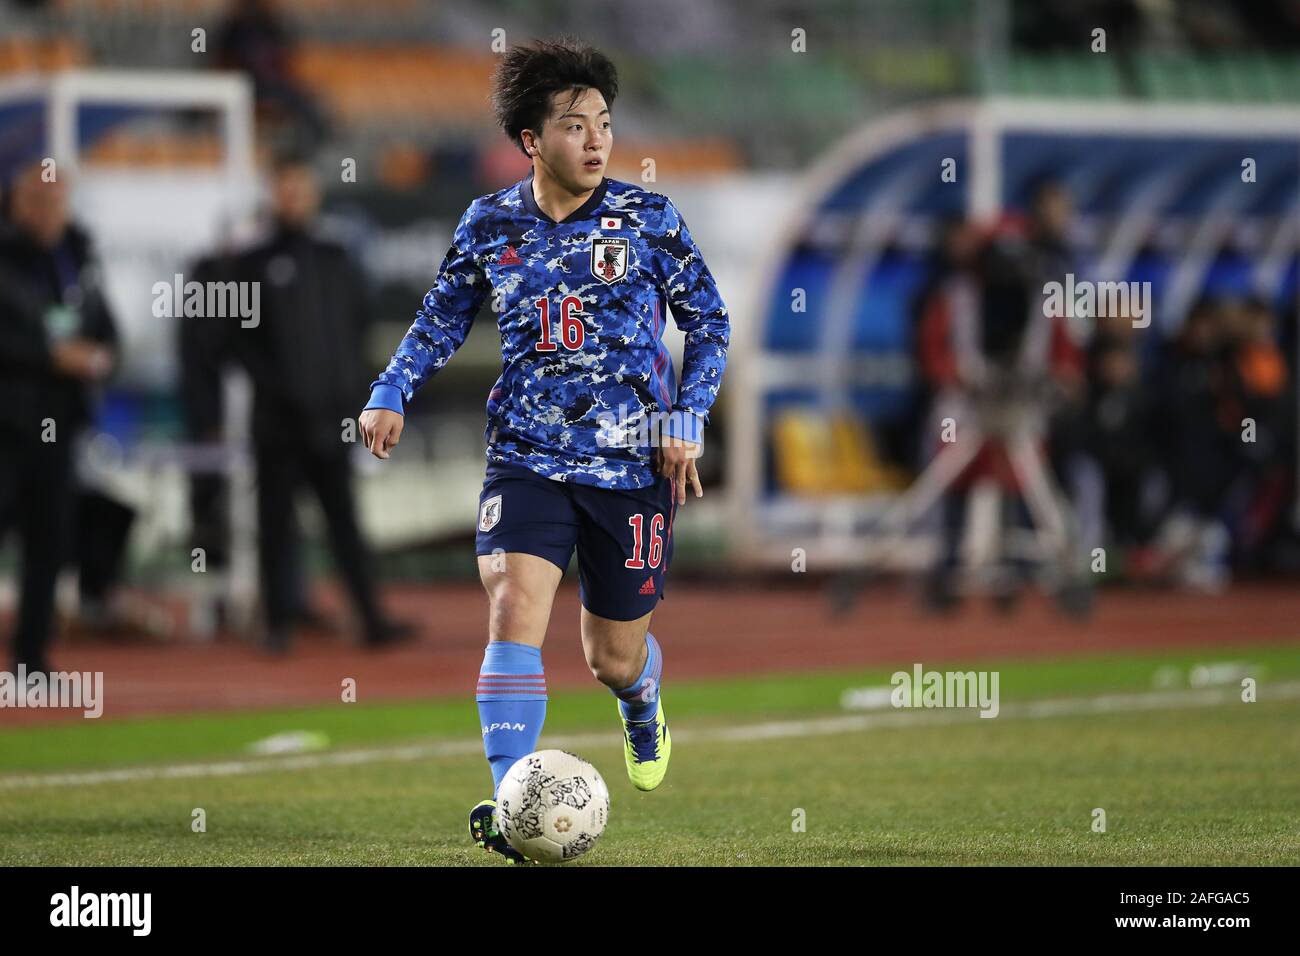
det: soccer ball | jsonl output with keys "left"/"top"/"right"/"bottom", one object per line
{"left": 497, "top": 750, "right": 609, "bottom": 863}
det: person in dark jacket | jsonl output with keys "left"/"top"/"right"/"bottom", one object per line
{"left": 214, "top": 0, "right": 330, "bottom": 148}
{"left": 1154, "top": 299, "right": 1237, "bottom": 517}
{"left": 0, "top": 161, "right": 118, "bottom": 677}
{"left": 231, "top": 153, "right": 408, "bottom": 653}
{"left": 1079, "top": 322, "right": 1156, "bottom": 550}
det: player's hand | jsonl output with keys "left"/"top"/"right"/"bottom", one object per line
{"left": 658, "top": 435, "right": 703, "bottom": 505}
{"left": 359, "top": 408, "right": 404, "bottom": 460}
{"left": 50, "top": 339, "right": 113, "bottom": 382}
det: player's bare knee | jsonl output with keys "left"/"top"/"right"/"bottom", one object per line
{"left": 488, "top": 583, "right": 542, "bottom": 626}
{"left": 582, "top": 641, "right": 641, "bottom": 689}
{"left": 587, "top": 655, "right": 638, "bottom": 690}
{"left": 480, "top": 566, "right": 535, "bottom": 608}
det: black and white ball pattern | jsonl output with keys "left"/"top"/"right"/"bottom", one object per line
{"left": 497, "top": 750, "right": 609, "bottom": 863}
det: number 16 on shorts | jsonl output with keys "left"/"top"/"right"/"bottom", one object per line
{"left": 625, "top": 513, "right": 665, "bottom": 569}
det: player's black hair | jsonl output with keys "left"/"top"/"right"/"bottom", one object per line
{"left": 491, "top": 38, "right": 619, "bottom": 156}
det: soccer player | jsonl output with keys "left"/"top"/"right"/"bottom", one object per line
{"left": 358, "top": 39, "right": 729, "bottom": 863}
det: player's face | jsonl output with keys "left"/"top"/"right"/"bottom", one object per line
{"left": 532, "top": 87, "right": 611, "bottom": 193}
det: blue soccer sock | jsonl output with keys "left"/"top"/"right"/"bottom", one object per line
{"left": 476, "top": 641, "right": 547, "bottom": 797}
{"left": 611, "top": 632, "right": 663, "bottom": 723}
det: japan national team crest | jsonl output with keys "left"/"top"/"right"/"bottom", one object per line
{"left": 591, "top": 236, "right": 629, "bottom": 284}
{"left": 479, "top": 494, "right": 502, "bottom": 532}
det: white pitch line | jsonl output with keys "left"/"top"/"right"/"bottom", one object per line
{"left": 1, "top": 680, "right": 1295, "bottom": 791}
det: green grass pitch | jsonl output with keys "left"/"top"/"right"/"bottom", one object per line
{"left": 1, "top": 644, "right": 1298, "bottom": 866}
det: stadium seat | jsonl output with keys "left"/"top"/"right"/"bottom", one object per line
{"left": 0, "top": 36, "right": 87, "bottom": 75}
{"left": 987, "top": 54, "right": 1124, "bottom": 99}
{"left": 288, "top": 44, "right": 498, "bottom": 125}
{"left": 773, "top": 408, "right": 910, "bottom": 495}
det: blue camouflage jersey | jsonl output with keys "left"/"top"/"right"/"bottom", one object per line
{"left": 366, "top": 170, "right": 730, "bottom": 489}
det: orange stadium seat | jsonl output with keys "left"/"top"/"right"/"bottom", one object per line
{"left": 0, "top": 36, "right": 87, "bottom": 75}
{"left": 81, "top": 130, "right": 224, "bottom": 167}
{"left": 606, "top": 140, "right": 743, "bottom": 179}
{"left": 289, "top": 44, "right": 497, "bottom": 125}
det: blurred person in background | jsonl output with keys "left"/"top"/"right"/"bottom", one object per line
{"left": 916, "top": 230, "right": 1086, "bottom": 614}
{"left": 1219, "top": 296, "right": 1291, "bottom": 570}
{"left": 1145, "top": 298, "right": 1236, "bottom": 589}
{"left": 229, "top": 150, "right": 410, "bottom": 654}
{"left": 180, "top": 229, "right": 333, "bottom": 636}
{"left": 907, "top": 215, "right": 981, "bottom": 472}
{"left": 1073, "top": 314, "right": 1159, "bottom": 570}
{"left": 215, "top": 0, "right": 330, "bottom": 149}
{"left": 0, "top": 160, "right": 118, "bottom": 679}
{"left": 1023, "top": 178, "right": 1076, "bottom": 284}
{"left": 1021, "top": 179, "right": 1110, "bottom": 587}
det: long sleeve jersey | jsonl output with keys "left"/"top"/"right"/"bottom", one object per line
{"left": 367, "top": 170, "right": 729, "bottom": 489}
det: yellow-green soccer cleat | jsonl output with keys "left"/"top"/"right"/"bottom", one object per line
{"left": 468, "top": 798, "right": 533, "bottom": 864}
{"left": 621, "top": 697, "right": 671, "bottom": 791}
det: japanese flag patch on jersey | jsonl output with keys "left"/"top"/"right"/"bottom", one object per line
{"left": 600, "top": 216, "right": 622, "bottom": 230}
{"left": 591, "top": 236, "right": 629, "bottom": 284}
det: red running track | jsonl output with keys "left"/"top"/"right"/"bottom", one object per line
{"left": 2, "top": 581, "right": 1297, "bottom": 725}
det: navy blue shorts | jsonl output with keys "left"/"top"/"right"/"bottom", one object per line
{"left": 474, "top": 461, "right": 679, "bottom": 621}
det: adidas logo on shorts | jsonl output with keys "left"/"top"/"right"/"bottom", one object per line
{"left": 639, "top": 576, "right": 656, "bottom": 595}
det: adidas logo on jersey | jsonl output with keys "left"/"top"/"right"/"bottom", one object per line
{"left": 497, "top": 245, "right": 522, "bottom": 265}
